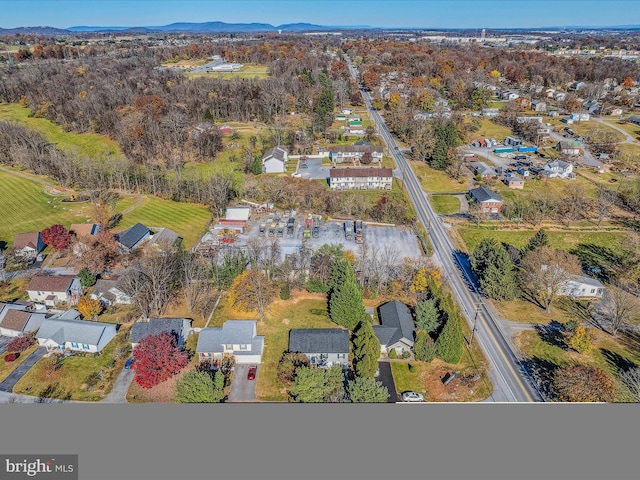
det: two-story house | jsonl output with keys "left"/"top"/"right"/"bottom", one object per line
{"left": 329, "top": 167, "right": 393, "bottom": 190}
{"left": 543, "top": 160, "right": 575, "bottom": 179}
{"left": 26, "top": 275, "right": 82, "bottom": 307}
{"left": 327, "top": 145, "right": 383, "bottom": 164}
{"left": 13, "top": 232, "right": 46, "bottom": 260}
{"left": 196, "top": 320, "right": 264, "bottom": 364}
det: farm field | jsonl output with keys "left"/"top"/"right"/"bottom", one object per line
{"left": 186, "top": 63, "right": 269, "bottom": 79}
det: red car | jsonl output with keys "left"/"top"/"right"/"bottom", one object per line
{"left": 247, "top": 365, "right": 257, "bottom": 381}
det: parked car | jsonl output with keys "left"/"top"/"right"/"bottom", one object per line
{"left": 402, "top": 391, "right": 424, "bottom": 402}
{"left": 124, "top": 358, "right": 135, "bottom": 370}
{"left": 247, "top": 365, "right": 257, "bottom": 381}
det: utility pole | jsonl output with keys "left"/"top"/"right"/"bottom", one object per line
{"left": 469, "top": 304, "right": 481, "bottom": 346}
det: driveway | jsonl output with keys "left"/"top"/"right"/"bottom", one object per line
{"left": 227, "top": 364, "right": 257, "bottom": 402}
{"left": 0, "top": 346, "right": 47, "bottom": 392}
{"left": 102, "top": 366, "right": 135, "bottom": 403}
{"left": 377, "top": 361, "right": 399, "bottom": 403}
{"left": 0, "top": 336, "right": 11, "bottom": 355}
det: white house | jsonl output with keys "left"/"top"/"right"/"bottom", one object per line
{"left": 90, "top": 279, "right": 132, "bottom": 307}
{"left": 26, "top": 275, "right": 82, "bottom": 307}
{"left": 262, "top": 146, "right": 288, "bottom": 173}
{"left": 13, "top": 232, "right": 46, "bottom": 260}
{"left": 373, "top": 300, "right": 415, "bottom": 356}
{"left": 502, "top": 91, "right": 520, "bottom": 101}
{"left": 36, "top": 315, "right": 117, "bottom": 353}
{"left": 0, "top": 302, "right": 48, "bottom": 337}
{"left": 196, "top": 320, "right": 264, "bottom": 364}
{"left": 327, "top": 145, "right": 383, "bottom": 164}
{"left": 481, "top": 108, "right": 500, "bottom": 117}
{"left": 329, "top": 167, "right": 393, "bottom": 190}
{"left": 563, "top": 275, "right": 605, "bottom": 298}
{"left": 288, "top": 329, "right": 350, "bottom": 368}
{"left": 543, "top": 160, "right": 575, "bottom": 179}
{"left": 553, "top": 91, "right": 567, "bottom": 101}
{"left": 569, "top": 113, "right": 590, "bottom": 121}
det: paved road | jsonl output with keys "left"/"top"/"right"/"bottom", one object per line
{"left": 346, "top": 56, "right": 542, "bottom": 403}
{"left": 0, "top": 346, "right": 47, "bottom": 392}
{"left": 0, "top": 336, "right": 10, "bottom": 355}
{"left": 101, "top": 367, "right": 135, "bottom": 403}
{"left": 377, "top": 361, "right": 399, "bottom": 403}
{"left": 227, "top": 364, "right": 257, "bottom": 402}
{"left": 592, "top": 117, "right": 639, "bottom": 145}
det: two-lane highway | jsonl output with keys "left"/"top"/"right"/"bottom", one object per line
{"left": 346, "top": 57, "right": 542, "bottom": 402}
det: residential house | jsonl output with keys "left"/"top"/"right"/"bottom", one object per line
{"left": 36, "top": 315, "right": 117, "bottom": 353}
{"left": 504, "top": 175, "right": 525, "bottom": 189}
{"left": 544, "top": 160, "right": 575, "bottom": 178}
{"left": 516, "top": 116, "right": 543, "bottom": 124}
{"left": 327, "top": 145, "right": 383, "bottom": 164}
{"left": 261, "top": 146, "right": 289, "bottom": 173}
{"left": 553, "top": 91, "right": 567, "bottom": 101}
{"left": 26, "top": 275, "right": 82, "bottom": 307}
{"left": 347, "top": 125, "right": 365, "bottom": 136}
{"left": 130, "top": 317, "right": 193, "bottom": 349}
{"left": 0, "top": 302, "right": 48, "bottom": 337}
{"left": 146, "top": 228, "right": 182, "bottom": 250}
{"left": 563, "top": 275, "right": 605, "bottom": 298}
{"left": 329, "top": 167, "right": 393, "bottom": 190}
{"left": 501, "top": 90, "right": 520, "bottom": 101}
{"left": 469, "top": 186, "right": 504, "bottom": 213}
{"left": 373, "top": 300, "right": 415, "bottom": 356}
{"left": 515, "top": 97, "right": 531, "bottom": 109}
{"left": 607, "top": 108, "right": 623, "bottom": 116}
{"left": 288, "top": 329, "right": 350, "bottom": 368}
{"left": 505, "top": 136, "right": 523, "bottom": 147}
{"left": 13, "top": 232, "right": 45, "bottom": 260}
{"left": 114, "top": 223, "right": 151, "bottom": 252}
{"left": 69, "top": 223, "right": 100, "bottom": 239}
{"left": 628, "top": 116, "right": 640, "bottom": 126}
{"left": 469, "top": 161, "right": 498, "bottom": 178}
{"left": 90, "top": 279, "right": 132, "bottom": 307}
{"left": 545, "top": 88, "right": 556, "bottom": 98}
{"left": 555, "top": 141, "right": 583, "bottom": 156}
{"left": 481, "top": 108, "right": 500, "bottom": 117}
{"left": 570, "top": 81, "right": 585, "bottom": 91}
{"left": 196, "top": 320, "right": 264, "bottom": 364}
{"left": 569, "top": 113, "right": 590, "bottom": 121}
{"left": 531, "top": 100, "right": 547, "bottom": 112}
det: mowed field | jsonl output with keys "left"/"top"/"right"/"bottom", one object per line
{"left": 186, "top": 64, "right": 269, "bottom": 80}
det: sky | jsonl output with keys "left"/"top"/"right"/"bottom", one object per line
{"left": 1, "top": 0, "right": 640, "bottom": 30}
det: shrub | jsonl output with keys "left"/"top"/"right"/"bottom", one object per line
{"left": 280, "top": 283, "right": 291, "bottom": 300}
{"left": 4, "top": 353, "right": 18, "bottom": 362}
{"left": 84, "top": 371, "right": 101, "bottom": 389}
{"left": 388, "top": 349, "right": 397, "bottom": 359}
{"left": 277, "top": 352, "right": 310, "bottom": 386}
{"left": 305, "top": 279, "right": 329, "bottom": 293}
{"left": 7, "top": 333, "right": 35, "bottom": 352}
{"left": 402, "top": 351, "right": 411, "bottom": 359}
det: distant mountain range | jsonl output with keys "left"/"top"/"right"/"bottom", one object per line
{"left": 2, "top": 21, "right": 640, "bottom": 35}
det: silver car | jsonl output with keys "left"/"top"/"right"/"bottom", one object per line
{"left": 402, "top": 391, "right": 424, "bottom": 402}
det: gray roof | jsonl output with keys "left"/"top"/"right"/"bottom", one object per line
{"left": 372, "top": 325, "right": 398, "bottom": 346}
{"left": 570, "top": 274, "right": 605, "bottom": 288}
{"left": 37, "top": 317, "right": 115, "bottom": 346}
{"left": 470, "top": 162, "right": 498, "bottom": 176}
{"left": 92, "top": 279, "right": 118, "bottom": 298}
{"left": 197, "top": 320, "right": 260, "bottom": 354}
{"left": 262, "top": 146, "right": 288, "bottom": 162}
{"left": 130, "top": 318, "right": 191, "bottom": 344}
{"left": 289, "top": 329, "right": 349, "bottom": 354}
{"left": 377, "top": 300, "right": 415, "bottom": 346}
{"left": 115, "top": 223, "right": 150, "bottom": 249}
{"left": 469, "top": 186, "right": 503, "bottom": 203}
{"left": 148, "top": 228, "right": 181, "bottom": 248}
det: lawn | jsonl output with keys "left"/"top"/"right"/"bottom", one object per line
{"left": 210, "top": 291, "right": 340, "bottom": 402}
{"left": 13, "top": 325, "right": 132, "bottom": 401}
{"left": 115, "top": 196, "right": 212, "bottom": 249}
{"left": 470, "top": 118, "right": 513, "bottom": 141}
{"left": 0, "top": 344, "right": 39, "bottom": 383}
{"left": 612, "top": 119, "right": 640, "bottom": 141}
{"left": 569, "top": 122, "right": 626, "bottom": 143}
{"left": 186, "top": 64, "right": 269, "bottom": 80}
{"left": 0, "top": 103, "right": 122, "bottom": 159}
{"left": 456, "top": 227, "right": 629, "bottom": 254}
{"left": 0, "top": 169, "right": 95, "bottom": 248}
{"left": 0, "top": 278, "right": 30, "bottom": 302}
{"left": 429, "top": 195, "right": 461, "bottom": 214}
{"left": 410, "top": 161, "right": 470, "bottom": 194}
{"left": 490, "top": 298, "right": 573, "bottom": 325}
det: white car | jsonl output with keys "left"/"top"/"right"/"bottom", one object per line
{"left": 402, "top": 392, "right": 424, "bottom": 402}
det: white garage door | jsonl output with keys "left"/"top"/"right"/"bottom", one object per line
{"left": 234, "top": 355, "right": 262, "bottom": 364}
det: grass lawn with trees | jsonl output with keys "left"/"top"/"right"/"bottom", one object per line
{"left": 429, "top": 195, "right": 461, "bottom": 214}
{"left": 0, "top": 344, "right": 39, "bottom": 383}
{"left": 470, "top": 118, "right": 513, "bottom": 141}
{"left": 13, "top": 326, "right": 132, "bottom": 401}
{"left": 410, "top": 161, "right": 469, "bottom": 194}
{"left": 0, "top": 278, "right": 29, "bottom": 302}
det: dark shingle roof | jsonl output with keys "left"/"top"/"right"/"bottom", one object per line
{"left": 262, "top": 146, "right": 288, "bottom": 162}
{"left": 130, "top": 318, "right": 190, "bottom": 344}
{"left": 289, "top": 329, "right": 349, "bottom": 354}
{"left": 469, "top": 186, "right": 503, "bottom": 203}
{"left": 377, "top": 300, "right": 415, "bottom": 346}
{"left": 13, "top": 232, "right": 42, "bottom": 250}
{"left": 115, "top": 223, "right": 150, "bottom": 249}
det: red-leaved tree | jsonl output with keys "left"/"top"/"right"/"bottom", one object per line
{"left": 7, "top": 333, "right": 36, "bottom": 352}
{"left": 132, "top": 332, "right": 188, "bottom": 389}
{"left": 41, "top": 224, "right": 72, "bottom": 252}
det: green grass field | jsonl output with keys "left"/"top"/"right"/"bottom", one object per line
{"left": 0, "top": 103, "right": 122, "bottom": 158}
{"left": 0, "top": 169, "right": 94, "bottom": 247}
{"left": 410, "top": 161, "right": 470, "bottom": 194}
{"left": 429, "top": 195, "right": 461, "bottom": 214}
{"left": 186, "top": 64, "right": 269, "bottom": 80}
{"left": 0, "top": 344, "right": 39, "bottom": 383}
{"left": 116, "top": 196, "right": 212, "bottom": 249}
{"left": 470, "top": 118, "right": 513, "bottom": 141}
{"left": 456, "top": 227, "right": 629, "bottom": 253}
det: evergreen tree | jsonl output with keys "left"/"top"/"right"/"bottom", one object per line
{"left": 175, "top": 370, "right": 216, "bottom": 403}
{"left": 415, "top": 299, "right": 440, "bottom": 333}
{"left": 212, "top": 370, "right": 225, "bottom": 402}
{"left": 289, "top": 365, "right": 345, "bottom": 403}
{"left": 348, "top": 377, "right": 389, "bottom": 403}
{"left": 435, "top": 312, "right": 464, "bottom": 364}
{"left": 414, "top": 331, "right": 437, "bottom": 362}
{"left": 526, "top": 228, "right": 549, "bottom": 252}
{"left": 470, "top": 238, "right": 519, "bottom": 301}
{"left": 328, "top": 259, "right": 349, "bottom": 293}
{"left": 352, "top": 320, "right": 380, "bottom": 378}
{"left": 79, "top": 267, "right": 97, "bottom": 287}
{"left": 429, "top": 121, "right": 460, "bottom": 170}
{"left": 329, "top": 263, "right": 366, "bottom": 330}
{"left": 250, "top": 157, "right": 262, "bottom": 175}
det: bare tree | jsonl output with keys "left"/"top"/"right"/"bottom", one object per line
{"left": 180, "top": 251, "right": 211, "bottom": 313}
{"left": 519, "top": 246, "right": 582, "bottom": 313}
{"left": 620, "top": 368, "right": 640, "bottom": 402}
{"left": 598, "top": 282, "right": 640, "bottom": 336}
{"left": 595, "top": 186, "right": 617, "bottom": 228}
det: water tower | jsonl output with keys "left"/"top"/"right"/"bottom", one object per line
{"left": 481, "top": 28, "right": 486, "bottom": 41}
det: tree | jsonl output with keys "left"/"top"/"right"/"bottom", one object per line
{"left": 526, "top": 229, "right": 549, "bottom": 252}
{"left": 415, "top": 299, "right": 440, "bottom": 333}
{"left": 553, "top": 365, "right": 615, "bottom": 402}
{"left": 620, "top": 367, "right": 640, "bottom": 402}
{"left": 6, "top": 333, "right": 35, "bottom": 353}
{"left": 41, "top": 224, "right": 71, "bottom": 252}
{"left": 77, "top": 296, "right": 102, "bottom": 320}
{"left": 429, "top": 121, "right": 459, "bottom": 170}
{"left": 519, "top": 247, "right": 582, "bottom": 312}
{"left": 76, "top": 229, "right": 121, "bottom": 275}
{"left": 414, "top": 331, "right": 437, "bottom": 362}
{"left": 435, "top": 310, "right": 464, "bottom": 364}
{"left": 470, "top": 238, "right": 519, "bottom": 301}
{"left": 133, "top": 332, "right": 188, "bottom": 389}
{"left": 174, "top": 370, "right": 224, "bottom": 403}
{"left": 288, "top": 365, "right": 345, "bottom": 403}
{"left": 565, "top": 325, "right": 594, "bottom": 353}
{"left": 228, "top": 270, "right": 277, "bottom": 323}
{"left": 599, "top": 283, "right": 640, "bottom": 336}
{"left": 352, "top": 320, "right": 380, "bottom": 379}
{"left": 329, "top": 263, "right": 367, "bottom": 330}
{"left": 78, "top": 267, "right": 97, "bottom": 287}
{"left": 277, "top": 352, "right": 310, "bottom": 386}
{"left": 179, "top": 252, "right": 210, "bottom": 313}
{"left": 348, "top": 377, "right": 389, "bottom": 403}
{"left": 594, "top": 187, "right": 617, "bottom": 228}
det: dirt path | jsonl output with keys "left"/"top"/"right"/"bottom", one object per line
{"left": 0, "top": 165, "right": 72, "bottom": 196}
